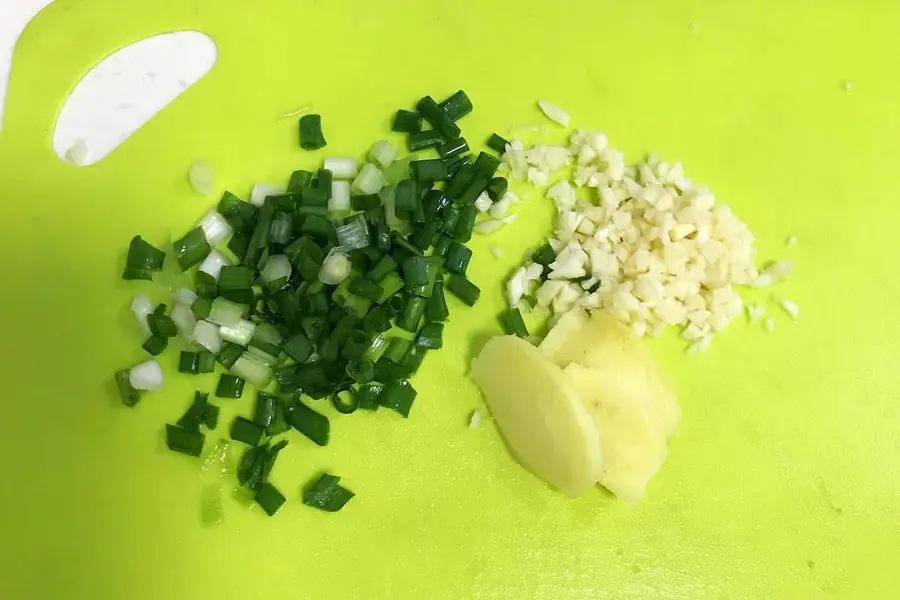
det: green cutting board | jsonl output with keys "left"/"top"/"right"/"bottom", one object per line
{"left": 2, "top": 1, "right": 899, "bottom": 598}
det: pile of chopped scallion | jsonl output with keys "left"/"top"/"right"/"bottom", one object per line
{"left": 114, "top": 90, "right": 510, "bottom": 518}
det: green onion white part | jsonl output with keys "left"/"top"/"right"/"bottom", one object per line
{"left": 319, "top": 250, "right": 351, "bottom": 285}
{"left": 351, "top": 163, "right": 385, "bottom": 195}
{"left": 192, "top": 320, "right": 223, "bottom": 353}
{"left": 774, "top": 296, "right": 800, "bottom": 320}
{"left": 219, "top": 319, "right": 256, "bottom": 346}
{"left": 198, "top": 249, "right": 232, "bottom": 280}
{"left": 65, "top": 139, "right": 88, "bottom": 166}
{"left": 488, "top": 196, "right": 511, "bottom": 219}
{"left": 231, "top": 354, "right": 272, "bottom": 386}
{"left": 323, "top": 157, "right": 358, "bottom": 179}
{"left": 469, "top": 410, "right": 483, "bottom": 429}
{"left": 207, "top": 298, "right": 247, "bottom": 327}
{"left": 329, "top": 181, "right": 351, "bottom": 212}
{"left": 129, "top": 360, "right": 164, "bottom": 391}
{"left": 189, "top": 160, "right": 215, "bottom": 195}
{"left": 260, "top": 254, "right": 292, "bottom": 285}
{"left": 131, "top": 294, "right": 154, "bottom": 337}
{"left": 198, "top": 210, "right": 232, "bottom": 246}
{"left": 171, "top": 303, "right": 197, "bottom": 335}
{"left": 250, "top": 183, "right": 283, "bottom": 207}
{"left": 252, "top": 322, "right": 282, "bottom": 348}
{"left": 368, "top": 141, "right": 397, "bottom": 168}
{"left": 335, "top": 219, "right": 370, "bottom": 249}
{"left": 175, "top": 287, "right": 197, "bottom": 305}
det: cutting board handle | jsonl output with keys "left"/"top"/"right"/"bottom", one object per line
{"left": 0, "top": 0, "right": 211, "bottom": 169}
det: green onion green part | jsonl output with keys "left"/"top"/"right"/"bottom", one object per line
{"left": 446, "top": 274, "right": 481, "bottom": 306}
{"left": 255, "top": 482, "right": 286, "bottom": 516}
{"left": 230, "top": 416, "right": 264, "bottom": 446}
{"left": 215, "top": 374, "right": 245, "bottom": 398}
{"left": 392, "top": 109, "right": 422, "bottom": 133}
{"left": 123, "top": 236, "right": 166, "bottom": 280}
{"left": 299, "top": 114, "right": 327, "bottom": 150}
{"left": 380, "top": 379, "right": 417, "bottom": 417}
{"left": 166, "top": 424, "right": 205, "bottom": 457}
{"left": 486, "top": 133, "right": 510, "bottom": 154}
{"left": 302, "top": 473, "right": 355, "bottom": 512}
{"left": 173, "top": 227, "right": 211, "bottom": 271}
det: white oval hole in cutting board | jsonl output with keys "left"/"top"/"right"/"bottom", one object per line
{"left": 53, "top": 31, "right": 217, "bottom": 166}
{"left": 0, "top": 0, "right": 59, "bottom": 134}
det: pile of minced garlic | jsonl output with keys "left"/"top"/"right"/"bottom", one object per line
{"left": 497, "top": 114, "right": 794, "bottom": 353}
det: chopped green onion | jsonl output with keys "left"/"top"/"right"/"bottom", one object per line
{"left": 416, "top": 322, "right": 444, "bottom": 349}
{"left": 425, "top": 280, "right": 450, "bottom": 322}
{"left": 366, "top": 255, "right": 398, "bottom": 283}
{"left": 215, "top": 374, "right": 245, "bottom": 398}
{"left": 446, "top": 274, "right": 480, "bottom": 306}
{"left": 347, "top": 276, "right": 383, "bottom": 301}
{"left": 423, "top": 189, "right": 450, "bottom": 217}
{"left": 141, "top": 335, "right": 168, "bottom": 356}
{"left": 351, "top": 193, "right": 381, "bottom": 211}
{"left": 173, "top": 227, "right": 211, "bottom": 271}
{"left": 458, "top": 175, "right": 489, "bottom": 206}
{"left": 179, "top": 351, "right": 200, "bottom": 374}
{"left": 281, "top": 333, "right": 313, "bottom": 364}
{"left": 286, "top": 400, "right": 330, "bottom": 446}
{"left": 218, "top": 191, "right": 258, "bottom": 233}
{"left": 177, "top": 391, "right": 210, "bottom": 432}
{"left": 219, "top": 319, "right": 256, "bottom": 346}
{"left": 301, "top": 316, "right": 329, "bottom": 342}
{"left": 351, "top": 163, "right": 385, "bottom": 195}
{"left": 303, "top": 473, "right": 354, "bottom": 512}
{"left": 166, "top": 424, "right": 205, "bottom": 457}
{"left": 192, "top": 297, "right": 213, "bottom": 319}
{"left": 266, "top": 397, "right": 291, "bottom": 436}
{"left": 357, "top": 382, "right": 384, "bottom": 411}
{"left": 197, "top": 351, "right": 216, "bottom": 373}
{"left": 255, "top": 482, "right": 286, "bottom": 516}
{"left": 123, "top": 236, "right": 166, "bottom": 280}
{"left": 345, "top": 359, "right": 375, "bottom": 384}
{"left": 341, "top": 330, "right": 371, "bottom": 361}
{"left": 147, "top": 312, "right": 177, "bottom": 338}
{"left": 445, "top": 164, "right": 475, "bottom": 199}
{"left": 410, "top": 159, "right": 448, "bottom": 182}
{"left": 401, "top": 255, "right": 428, "bottom": 289}
{"left": 392, "top": 109, "right": 422, "bottom": 133}
{"left": 260, "top": 254, "right": 293, "bottom": 286}
{"left": 378, "top": 271, "right": 405, "bottom": 303}
{"left": 407, "top": 129, "right": 444, "bottom": 152}
{"left": 403, "top": 345, "right": 428, "bottom": 376}
{"left": 440, "top": 206, "right": 461, "bottom": 234}
{"left": 500, "top": 308, "right": 529, "bottom": 338}
{"left": 365, "top": 334, "right": 389, "bottom": 362}
{"left": 203, "top": 404, "right": 220, "bottom": 430}
{"left": 231, "top": 354, "right": 273, "bottom": 387}
{"left": 195, "top": 271, "right": 218, "bottom": 298}
{"left": 445, "top": 242, "right": 472, "bottom": 275}
{"left": 129, "top": 360, "right": 164, "bottom": 391}
{"left": 486, "top": 133, "right": 510, "bottom": 154}
{"left": 437, "top": 137, "right": 469, "bottom": 160}
{"left": 439, "top": 89, "right": 473, "bottom": 121}
{"left": 114, "top": 370, "right": 141, "bottom": 407}
{"left": 380, "top": 379, "right": 417, "bottom": 417}
{"left": 216, "top": 343, "right": 243, "bottom": 369}
{"left": 230, "top": 416, "right": 264, "bottom": 446}
{"left": 192, "top": 320, "right": 222, "bottom": 353}
{"left": 432, "top": 235, "right": 452, "bottom": 257}
{"left": 368, "top": 140, "right": 397, "bottom": 168}
{"left": 319, "top": 250, "right": 352, "bottom": 285}
{"left": 299, "top": 114, "right": 327, "bottom": 150}
{"left": 454, "top": 205, "right": 477, "bottom": 242}
{"left": 253, "top": 392, "right": 278, "bottom": 428}
{"left": 394, "top": 179, "right": 418, "bottom": 220}
{"left": 288, "top": 169, "right": 314, "bottom": 191}
{"left": 473, "top": 152, "right": 502, "bottom": 179}
{"left": 486, "top": 177, "right": 508, "bottom": 201}
{"left": 207, "top": 297, "right": 247, "bottom": 327}
{"left": 417, "top": 95, "right": 460, "bottom": 139}
{"left": 332, "top": 389, "right": 359, "bottom": 414}
{"left": 397, "top": 296, "right": 427, "bottom": 332}
{"left": 531, "top": 243, "right": 557, "bottom": 266}
{"left": 384, "top": 337, "right": 412, "bottom": 363}
{"left": 445, "top": 153, "right": 472, "bottom": 178}
{"left": 244, "top": 201, "right": 274, "bottom": 267}
{"left": 335, "top": 215, "right": 370, "bottom": 249}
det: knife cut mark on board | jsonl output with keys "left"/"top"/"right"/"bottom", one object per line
{"left": 53, "top": 31, "right": 218, "bottom": 166}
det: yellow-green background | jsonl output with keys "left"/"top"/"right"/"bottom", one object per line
{"left": 1, "top": 0, "right": 899, "bottom": 598}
